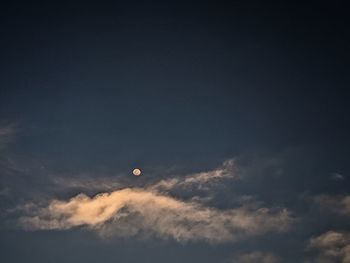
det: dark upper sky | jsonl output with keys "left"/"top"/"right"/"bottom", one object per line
{"left": 0, "top": 1, "right": 349, "bottom": 262}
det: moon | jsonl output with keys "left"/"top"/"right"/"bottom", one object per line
{"left": 132, "top": 168, "right": 141, "bottom": 176}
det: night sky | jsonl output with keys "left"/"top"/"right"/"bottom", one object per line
{"left": 1, "top": 1, "right": 349, "bottom": 262}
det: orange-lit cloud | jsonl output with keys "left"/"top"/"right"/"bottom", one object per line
{"left": 307, "top": 231, "right": 350, "bottom": 263}
{"left": 19, "top": 192, "right": 292, "bottom": 243}
{"left": 17, "top": 160, "right": 294, "bottom": 243}
{"left": 150, "top": 159, "right": 237, "bottom": 193}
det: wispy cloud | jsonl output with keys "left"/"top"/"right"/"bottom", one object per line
{"left": 0, "top": 124, "right": 18, "bottom": 202}
{"left": 330, "top": 172, "right": 345, "bottom": 181}
{"left": 307, "top": 231, "right": 350, "bottom": 263}
{"left": 313, "top": 194, "right": 350, "bottom": 217}
{"left": 50, "top": 160, "right": 236, "bottom": 195}
{"left": 231, "top": 251, "right": 280, "bottom": 263}
{"left": 52, "top": 176, "right": 123, "bottom": 192}
{"left": 149, "top": 159, "right": 237, "bottom": 192}
{"left": 0, "top": 124, "right": 16, "bottom": 150}
{"left": 0, "top": 187, "right": 10, "bottom": 197}
{"left": 16, "top": 160, "right": 294, "bottom": 243}
{"left": 18, "top": 188, "right": 292, "bottom": 243}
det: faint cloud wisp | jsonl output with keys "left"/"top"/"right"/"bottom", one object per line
{"left": 313, "top": 194, "right": 350, "bottom": 218}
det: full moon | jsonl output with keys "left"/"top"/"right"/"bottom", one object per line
{"left": 132, "top": 168, "right": 141, "bottom": 176}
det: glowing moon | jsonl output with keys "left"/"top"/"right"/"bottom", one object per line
{"left": 132, "top": 168, "right": 141, "bottom": 176}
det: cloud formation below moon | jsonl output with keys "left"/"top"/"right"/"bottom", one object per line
{"left": 16, "top": 160, "right": 294, "bottom": 243}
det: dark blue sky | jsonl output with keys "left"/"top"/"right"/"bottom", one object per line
{"left": 0, "top": 1, "right": 349, "bottom": 262}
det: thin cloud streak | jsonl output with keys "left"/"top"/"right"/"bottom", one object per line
{"left": 330, "top": 172, "right": 345, "bottom": 181}
{"left": 51, "top": 160, "right": 236, "bottom": 194}
{"left": 149, "top": 159, "right": 237, "bottom": 192}
{"left": 0, "top": 124, "right": 16, "bottom": 150}
{"left": 232, "top": 251, "right": 280, "bottom": 263}
{"left": 52, "top": 176, "right": 123, "bottom": 192}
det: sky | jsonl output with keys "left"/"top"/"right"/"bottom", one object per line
{"left": 0, "top": 1, "right": 349, "bottom": 262}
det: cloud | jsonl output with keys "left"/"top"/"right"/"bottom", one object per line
{"left": 307, "top": 231, "right": 350, "bottom": 263}
{"left": 50, "top": 160, "right": 236, "bottom": 196}
{"left": 149, "top": 159, "right": 237, "bottom": 192}
{"left": 52, "top": 176, "right": 123, "bottom": 192}
{"left": 16, "top": 160, "right": 294, "bottom": 243}
{"left": 0, "top": 124, "right": 16, "bottom": 151}
{"left": 231, "top": 251, "right": 280, "bottom": 263}
{"left": 18, "top": 187, "right": 292, "bottom": 243}
{"left": 313, "top": 194, "right": 350, "bottom": 217}
{"left": 330, "top": 173, "right": 345, "bottom": 181}
{"left": 0, "top": 124, "right": 17, "bottom": 201}
{"left": 0, "top": 187, "right": 10, "bottom": 197}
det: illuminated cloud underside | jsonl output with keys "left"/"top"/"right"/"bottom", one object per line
{"left": 308, "top": 231, "right": 350, "bottom": 263}
{"left": 18, "top": 160, "right": 294, "bottom": 243}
